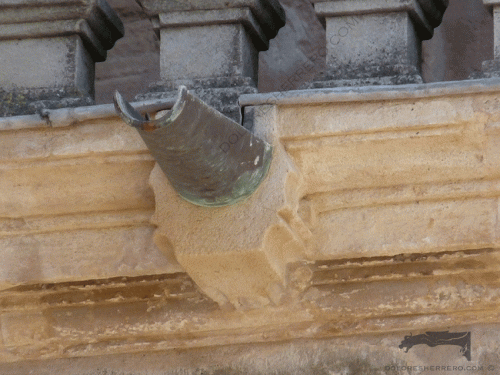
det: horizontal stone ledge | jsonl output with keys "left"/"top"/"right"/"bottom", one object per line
{"left": 0, "top": 155, "right": 155, "bottom": 218}
{"left": 0, "top": 123, "right": 151, "bottom": 162}
{"left": 3, "top": 78, "right": 500, "bottom": 131}
{"left": 0, "top": 209, "right": 154, "bottom": 238}
{"left": 239, "top": 78, "right": 500, "bottom": 106}
{"left": 313, "top": 198, "right": 497, "bottom": 259}
{"left": 0, "top": 272, "right": 210, "bottom": 310}
{"left": 0, "top": 98, "right": 175, "bottom": 131}
{"left": 299, "top": 247, "right": 500, "bottom": 286}
{"left": 0, "top": 225, "right": 177, "bottom": 289}
{"left": 305, "top": 177, "right": 500, "bottom": 213}
{"left": 0, "top": 253, "right": 499, "bottom": 362}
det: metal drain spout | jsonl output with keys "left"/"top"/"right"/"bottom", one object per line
{"left": 114, "top": 86, "right": 272, "bottom": 207}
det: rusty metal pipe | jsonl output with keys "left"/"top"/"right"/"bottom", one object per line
{"left": 114, "top": 86, "right": 272, "bottom": 207}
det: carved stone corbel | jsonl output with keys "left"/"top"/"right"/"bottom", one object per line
{"left": 146, "top": 105, "right": 311, "bottom": 309}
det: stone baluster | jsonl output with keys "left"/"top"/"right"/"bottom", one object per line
{"left": 0, "top": 0, "right": 124, "bottom": 117}
{"left": 135, "top": 0, "right": 285, "bottom": 122}
{"left": 305, "top": 0, "right": 448, "bottom": 88}
{"left": 479, "top": 0, "right": 500, "bottom": 77}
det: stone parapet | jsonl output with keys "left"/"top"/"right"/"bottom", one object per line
{"left": 0, "top": 0, "right": 124, "bottom": 117}
{"left": 304, "top": 0, "right": 448, "bottom": 88}
{"left": 135, "top": 0, "right": 285, "bottom": 121}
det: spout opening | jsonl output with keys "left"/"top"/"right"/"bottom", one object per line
{"left": 114, "top": 86, "right": 188, "bottom": 131}
{"left": 113, "top": 90, "right": 149, "bottom": 130}
{"left": 147, "top": 86, "right": 188, "bottom": 129}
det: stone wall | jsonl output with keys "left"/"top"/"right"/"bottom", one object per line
{"left": 2, "top": 1, "right": 499, "bottom": 373}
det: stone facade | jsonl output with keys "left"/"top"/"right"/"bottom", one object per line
{"left": 1, "top": 0, "right": 500, "bottom": 374}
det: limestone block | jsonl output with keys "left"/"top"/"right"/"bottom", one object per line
{"left": 158, "top": 23, "right": 258, "bottom": 85}
{"left": 306, "top": 0, "right": 448, "bottom": 87}
{"left": 254, "top": 83, "right": 500, "bottom": 261}
{"left": 0, "top": 224, "right": 176, "bottom": 287}
{"left": 323, "top": 13, "right": 420, "bottom": 81}
{"left": 0, "top": 0, "right": 124, "bottom": 117}
{"left": 0, "top": 114, "right": 181, "bottom": 288}
{"left": 314, "top": 198, "right": 495, "bottom": 258}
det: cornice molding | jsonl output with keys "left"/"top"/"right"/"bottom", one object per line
{"left": 1, "top": 80, "right": 500, "bottom": 362}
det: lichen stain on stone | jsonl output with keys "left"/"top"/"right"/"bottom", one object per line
{"left": 0, "top": 86, "right": 93, "bottom": 117}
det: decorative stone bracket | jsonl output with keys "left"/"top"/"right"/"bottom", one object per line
{"left": 115, "top": 87, "right": 312, "bottom": 308}
{"left": 0, "top": 0, "right": 124, "bottom": 117}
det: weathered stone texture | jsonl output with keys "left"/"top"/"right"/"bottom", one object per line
{"left": 0, "top": 324, "right": 498, "bottom": 374}
{"left": 94, "top": 0, "right": 495, "bottom": 101}
{"left": 300, "top": 0, "right": 450, "bottom": 87}
{"left": 2, "top": 0, "right": 500, "bottom": 371}
{"left": 0, "top": 0, "right": 124, "bottom": 117}
{"left": 3, "top": 77, "right": 500, "bottom": 364}
{"left": 0, "top": 114, "right": 182, "bottom": 289}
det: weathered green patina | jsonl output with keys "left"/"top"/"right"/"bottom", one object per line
{"left": 114, "top": 86, "right": 272, "bottom": 207}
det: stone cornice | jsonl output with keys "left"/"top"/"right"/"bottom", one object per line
{"left": 240, "top": 78, "right": 500, "bottom": 106}
{"left": 310, "top": 0, "right": 447, "bottom": 35}
{"left": 2, "top": 78, "right": 500, "bottom": 132}
{"left": 0, "top": 248, "right": 499, "bottom": 362}
{"left": 1, "top": 79, "right": 500, "bottom": 361}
